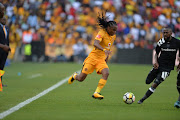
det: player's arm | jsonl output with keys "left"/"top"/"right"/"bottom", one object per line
{"left": 177, "top": 41, "right": 180, "bottom": 71}
{"left": 154, "top": 45, "right": 161, "bottom": 69}
{"left": 94, "top": 40, "right": 111, "bottom": 56}
{"left": 105, "top": 55, "right": 109, "bottom": 63}
{"left": 176, "top": 40, "right": 180, "bottom": 71}
{"left": 177, "top": 56, "right": 180, "bottom": 71}
{"left": 0, "top": 43, "right": 10, "bottom": 52}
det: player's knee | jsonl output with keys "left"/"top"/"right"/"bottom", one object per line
{"left": 78, "top": 77, "right": 85, "bottom": 82}
{"left": 154, "top": 78, "right": 163, "bottom": 86}
{"left": 146, "top": 81, "right": 151, "bottom": 84}
{"left": 78, "top": 75, "right": 86, "bottom": 82}
{"left": 145, "top": 79, "right": 151, "bottom": 84}
{"left": 105, "top": 72, "right": 109, "bottom": 77}
{"left": 103, "top": 72, "right": 109, "bottom": 78}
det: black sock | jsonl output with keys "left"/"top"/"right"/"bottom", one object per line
{"left": 141, "top": 87, "right": 155, "bottom": 102}
{"left": 177, "top": 86, "right": 180, "bottom": 93}
{"left": 177, "top": 86, "right": 180, "bottom": 101}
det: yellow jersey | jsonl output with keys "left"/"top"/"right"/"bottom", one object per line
{"left": 88, "top": 29, "right": 116, "bottom": 60}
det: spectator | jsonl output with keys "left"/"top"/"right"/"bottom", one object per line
{"left": 72, "top": 40, "right": 88, "bottom": 63}
{"left": 1, "top": 0, "right": 180, "bottom": 62}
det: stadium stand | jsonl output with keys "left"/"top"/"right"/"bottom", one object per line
{"left": 1, "top": 0, "right": 180, "bottom": 62}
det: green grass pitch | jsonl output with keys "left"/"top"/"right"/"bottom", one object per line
{"left": 0, "top": 62, "right": 179, "bottom": 120}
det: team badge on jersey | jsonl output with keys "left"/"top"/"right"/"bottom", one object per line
{"left": 105, "top": 43, "right": 111, "bottom": 49}
{"left": 84, "top": 68, "right": 88, "bottom": 71}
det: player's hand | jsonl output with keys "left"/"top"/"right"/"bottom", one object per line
{"left": 177, "top": 64, "right": 180, "bottom": 72}
{"left": 153, "top": 62, "right": 159, "bottom": 69}
{"left": 104, "top": 50, "right": 112, "bottom": 56}
{"left": 2, "top": 44, "right": 11, "bottom": 53}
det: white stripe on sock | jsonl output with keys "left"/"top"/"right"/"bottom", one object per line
{"left": 149, "top": 87, "right": 155, "bottom": 92}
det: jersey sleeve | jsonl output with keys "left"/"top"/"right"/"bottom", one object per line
{"left": 155, "top": 45, "right": 161, "bottom": 55}
{"left": 155, "top": 38, "right": 165, "bottom": 55}
{"left": 95, "top": 30, "right": 105, "bottom": 42}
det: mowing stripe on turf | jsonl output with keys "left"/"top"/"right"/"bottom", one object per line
{"left": 0, "top": 70, "right": 81, "bottom": 119}
{"left": 28, "top": 73, "right": 42, "bottom": 79}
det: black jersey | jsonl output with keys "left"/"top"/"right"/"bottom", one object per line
{"left": 156, "top": 37, "right": 180, "bottom": 71}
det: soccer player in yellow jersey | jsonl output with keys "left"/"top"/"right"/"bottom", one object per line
{"left": 68, "top": 12, "right": 117, "bottom": 100}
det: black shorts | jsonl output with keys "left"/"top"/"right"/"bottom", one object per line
{"left": 177, "top": 71, "right": 180, "bottom": 80}
{"left": 146, "top": 68, "right": 170, "bottom": 84}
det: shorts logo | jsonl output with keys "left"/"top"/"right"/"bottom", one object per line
{"left": 84, "top": 68, "right": 88, "bottom": 71}
{"left": 161, "top": 72, "right": 169, "bottom": 80}
{"left": 96, "top": 35, "right": 101, "bottom": 39}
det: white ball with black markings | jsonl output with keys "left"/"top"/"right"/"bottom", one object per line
{"left": 123, "top": 92, "right": 135, "bottom": 104}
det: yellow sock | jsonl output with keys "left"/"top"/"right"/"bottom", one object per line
{"left": 73, "top": 74, "right": 77, "bottom": 80}
{"left": 95, "top": 79, "right": 107, "bottom": 93}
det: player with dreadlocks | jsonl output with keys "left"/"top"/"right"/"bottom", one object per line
{"left": 68, "top": 12, "right": 117, "bottom": 100}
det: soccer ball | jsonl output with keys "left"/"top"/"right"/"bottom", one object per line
{"left": 123, "top": 92, "right": 135, "bottom": 104}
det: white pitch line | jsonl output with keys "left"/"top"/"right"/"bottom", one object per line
{"left": 28, "top": 73, "right": 42, "bottom": 79}
{"left": 0, "top": 70, "right": 81, "bottom": 119}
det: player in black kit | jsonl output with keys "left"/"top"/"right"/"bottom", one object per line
{"left": 138, "top": 28, "right": 180, "bottom": 106}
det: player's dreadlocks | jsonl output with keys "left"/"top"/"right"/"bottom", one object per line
{"left": 97, "top": 12, "right": 117, "bottom": 29}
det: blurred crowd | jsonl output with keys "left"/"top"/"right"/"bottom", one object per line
{"left": 1, "top": 0, "right": 180, "bottom": 62}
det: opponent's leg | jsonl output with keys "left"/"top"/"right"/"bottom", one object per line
{"left": 138, "top": 71, "right": 170, "bottom": 104}
{"left": 92, "top": 68, "right": 109, "bottom": 100}
{"left": 146, "top": 68, "right": 158, "bottom": 84}
{"left": 138, "top": 83, "right": 157, "bottom": 104}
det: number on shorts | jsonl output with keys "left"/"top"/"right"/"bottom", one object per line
{"left": 161, "top": 72, "right": 169, "bottom": 80}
